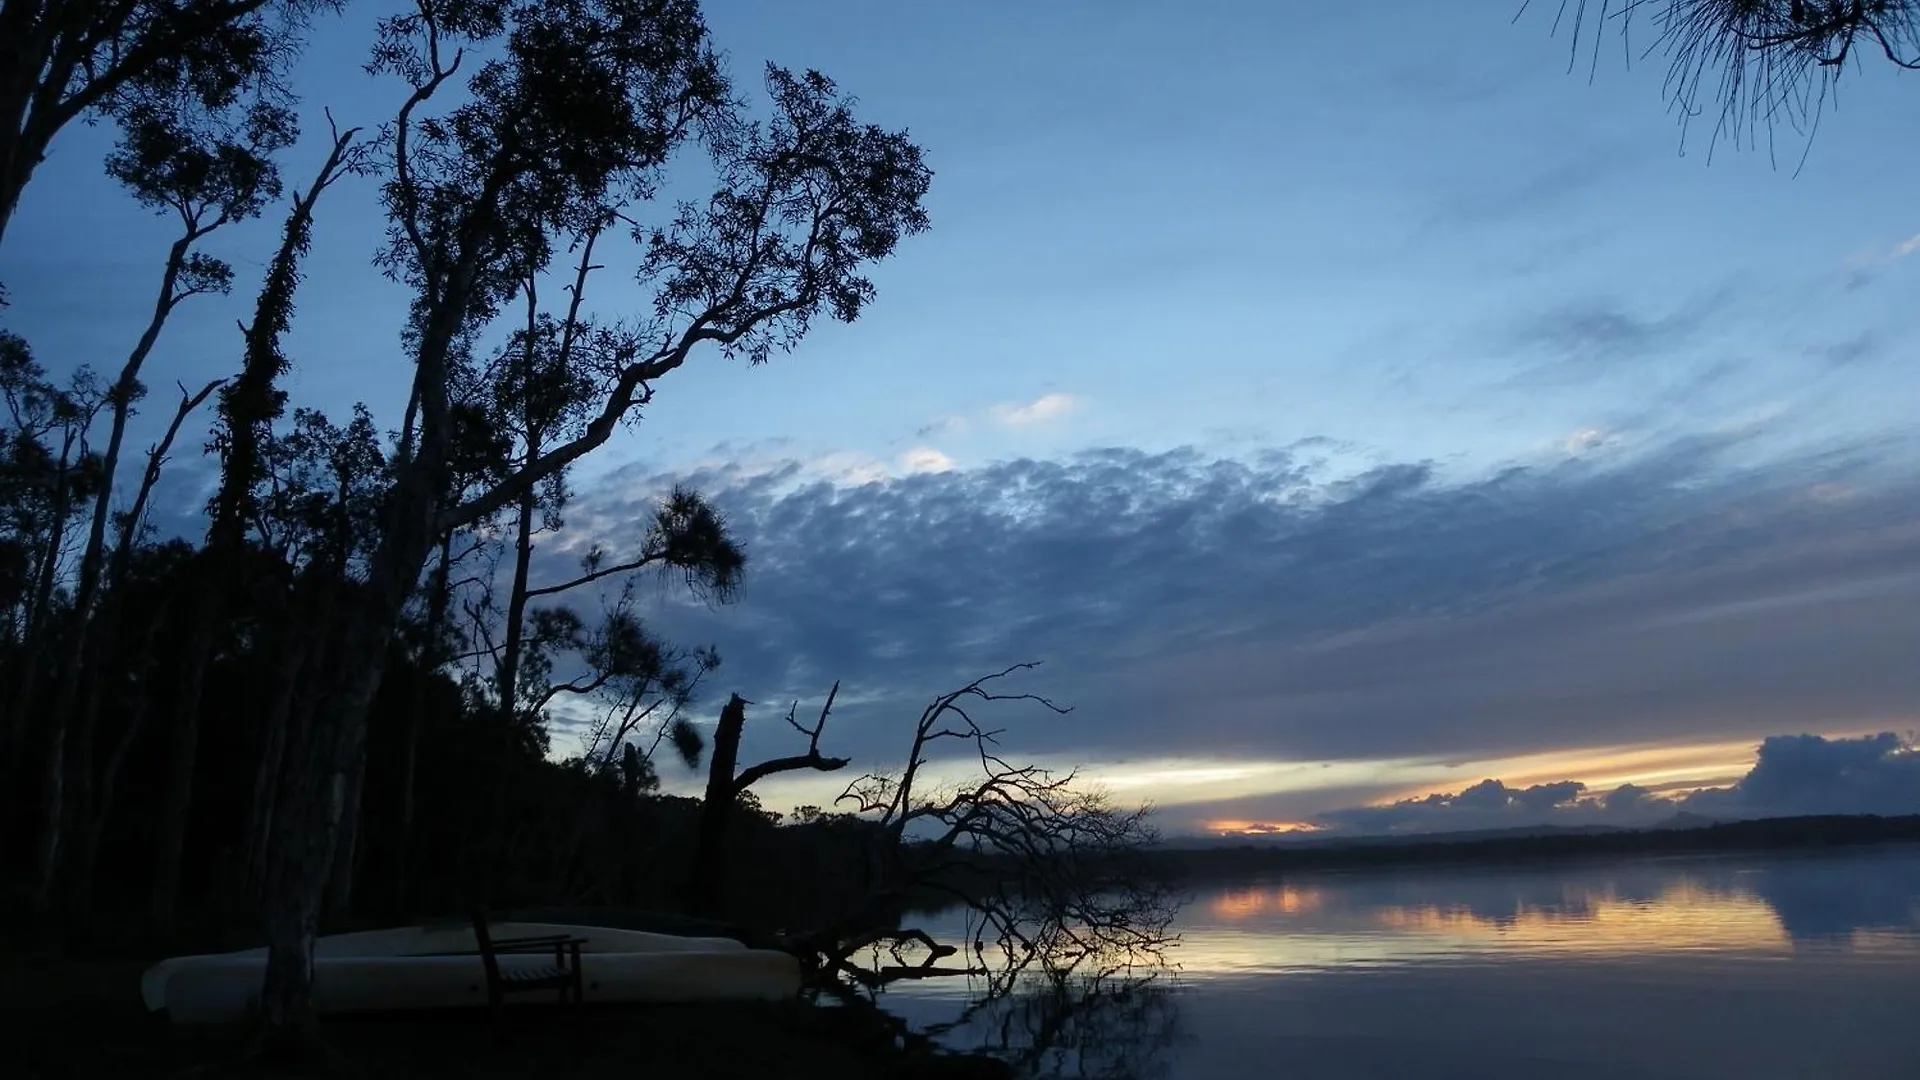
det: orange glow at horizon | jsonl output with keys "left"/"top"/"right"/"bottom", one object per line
{"left": 1206, "top": 820, "right": 1323, "bottom": 837}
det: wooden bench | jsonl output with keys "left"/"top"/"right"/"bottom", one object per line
{"left": 464, "top": 912, "right": 588, "bottom": 1023}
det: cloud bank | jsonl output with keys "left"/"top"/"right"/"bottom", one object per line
{"left": 548, "top": 424, "right": 1919, "bottom": 821}
{"left": 1312, "top": 734, "right": 1920, "bottom": 836}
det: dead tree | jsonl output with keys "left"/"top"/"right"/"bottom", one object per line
{"left": 688, "top": 685, "right": 850, "bottom": 918}
{"left": 814, "top": 664, "right": 1178, "bottom": 996}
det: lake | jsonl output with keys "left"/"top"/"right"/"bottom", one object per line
{"left": 878, "top": 845, "right": 1920, "bottom": 1079}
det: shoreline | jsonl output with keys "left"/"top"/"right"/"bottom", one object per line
{"left": 0, "top": 950, "right": 1010, "bottom": 1079}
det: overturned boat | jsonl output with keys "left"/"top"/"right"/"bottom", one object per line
{"left": 142, "top": 921, "right": 801, "bottom": 1025}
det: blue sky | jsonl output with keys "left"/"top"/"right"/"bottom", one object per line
{"left": 3, "top": 0, "right": 1917, "bottom": 832}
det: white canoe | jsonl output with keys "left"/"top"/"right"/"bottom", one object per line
{"left": 159, "top": 948, "right": 802, "bottom": 1025}
{"left": 141, "top": 922, "right": 752, "bottom": 1016}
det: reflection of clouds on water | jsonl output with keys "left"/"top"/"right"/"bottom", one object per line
{"left": 1185, "top": 848, "right": 1920, "bottom": 972}
{"left": 1737, "top": 854, "right": 1920, "bottom": 941}
{"left": 892, "top": 851, "right": 1920, "bottom": 1078}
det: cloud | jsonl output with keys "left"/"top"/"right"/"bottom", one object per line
{"left": 911, "top": 392, "right": 1079, "bottom": 442}
{"left": 900, "top": 446, "right": 955, "bottom": 474}
{"left": 1497, "top": 292, "right": 1727, "bottom": 374}
{"left": 1319, "top": 778, "right": 1605, "bottom": 834}
{"left": 1425, "top": 150, "right": 1621, "bottom": 229}
{"left": 1557, "top": 427, "right": 1616, "bottom": 455}
{"left": 555, "top": 424, "right": 1920, "bottom": 798}
{"left": 1688, "top": 733, "right": 1920, "bottom": 820}
{"left": 1843, "top": 232, "right": 1920, "bottom": 271}
{"left": 1841, "top": 232, "right": 1920, "bottom": 291}
{"left": 992, "top": 392, "right": 1078, "bottom": 427}
{"left": 1309, "top": 734, "right": 1920, "bottom": 836}
{"left": 1810, "top": 332, "right": 1881, "bottom": 368}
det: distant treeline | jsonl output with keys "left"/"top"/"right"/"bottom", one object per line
{"left": 1147, "top": 815, "right": 1920, "bottom": 879}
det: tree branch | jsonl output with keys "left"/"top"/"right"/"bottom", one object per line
{"left": 523, "top": 551, "right": 667, "bottom": 601}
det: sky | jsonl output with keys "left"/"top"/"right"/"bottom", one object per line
{"left": 2, "top": 0, "right": 1917, "bottom": 835}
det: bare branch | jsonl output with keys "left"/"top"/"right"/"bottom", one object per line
{"left": 732, "top": 681, "right": 850, "bottom": 791}
{"left": 523, "top": 551, "right": 668, "bottom": 601}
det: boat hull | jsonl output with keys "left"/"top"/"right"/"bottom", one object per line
{"left": 157, "top": 948, "right": 802, "bottom": 1025}
{"left": 141, "top": 922, "right": 761, "bottom": 1020}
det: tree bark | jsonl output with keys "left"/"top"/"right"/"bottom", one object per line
{"left": 259, "top": 277, "right": 459, "bottom": 1031}
{"left": 689, "top": 694, "right": 748, "bottom": 919}
{"left": 496, "top": 483, "right": 535, "bottom": 724}
{"left": 324, "top": 733, "right": 368, "bottom": 915}
{"left": 397, "top": 532, "right": 455, "bottom": 914}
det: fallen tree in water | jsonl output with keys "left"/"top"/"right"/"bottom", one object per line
{"left": 778, "top": 664, "right": 1179, "bottom": 997}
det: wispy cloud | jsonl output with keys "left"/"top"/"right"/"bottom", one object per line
{"left": 1844, "top": 231, "right": 1920, "bottom": 271}
{"left": 991, "top": 392, "right": 1079, "bottom": 427}
{"left": 1496, "top": 291, "right": 1730, "bottom": 376}
{"left": 913, "top": 392, "right": 1080, "bottom": 440}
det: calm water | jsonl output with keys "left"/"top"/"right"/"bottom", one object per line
{"left": 879, "top": 846, "right": 1920, "bottom": 1079}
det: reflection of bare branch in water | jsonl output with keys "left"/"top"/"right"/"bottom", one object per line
{"left": 922, "top": 962, "right": 1187, "bottom": 1080}
{"left": 807, "top": 664, "right": 1181, "bottom": 994}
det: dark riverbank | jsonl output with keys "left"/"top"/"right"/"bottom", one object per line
{"left": 0, "top": 918, "right": 1008, "bottom": 1080}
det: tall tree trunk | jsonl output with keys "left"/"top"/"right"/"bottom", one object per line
{"left": 260, "top": 311, "right": 455, "bottom": 1033}
{"left": 0, "top": 7, "right": 88, "bottom": 253}
{"left": 147, "top": 576, "right": 213, "bottom": 927}
{"left": 258, "top": 522, "right": 439, "bottom": 1038}
{"left": 66, "top": 383, "right": 215, "bottom": 913}
{"left": 689, "top": 695, "right": 748, "bottom": 919}
{"left": 496, "top": 481, "right": 537, "bottom": 725}
{"left": 152, "top": 130, "right": 360, "bottom": 931}
{"left": 324, "top": 736, "right": 368, "bottom": 915}
{"left": 69, "top": 617, "right": 158, "bottom": 914}
{"left": 0, "top": 71, "right": 49, "bottom": 253}
{"left": 239, "top": 625, "right": 315, "bottom": 903}
{"left": 16, "top": 432, "right": 77, "bottom": 893}
{"left": 37, "top": 252, "right": 198, "bottom": 910}
{"left": 67, "top": 235, "right": 192, "bottom": 626}
{"left": 397, "top": 532, "right": 455, "bottom": 914}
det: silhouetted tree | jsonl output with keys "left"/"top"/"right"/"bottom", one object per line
{"left": 1530, "top": 0, "right": 1919, "bottom": 156}
{"left": 0, "top": 345, "right": 104, "bottom": 866}
{"left": 251, "top": 0, "right": 931, "bottom": 1036}
{"left": 688, "top": 687, "right": 850, "bottom": 917}
{"left": 40, "top": 92, "right": 295, "bottom": 916}
{"left": 0, "top": 0, "right": 324, "bottom": 249}
{"left": 62, "top": 379, "right": 219, "bottom": 913}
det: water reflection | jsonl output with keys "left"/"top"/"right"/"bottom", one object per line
{"left": 919, "top": 972, "right": 1185, "bottom": 1080}
{"left": 1182, "top": 847, "right": 1920, "bottom": 976}
{"left": 889, "top": 847, "right": 1920, "bottom": 1078}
